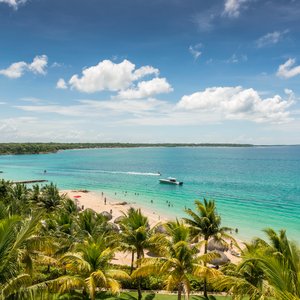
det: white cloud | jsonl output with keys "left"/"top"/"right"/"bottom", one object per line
{"left": 28, "top": 55, "right": 48, "bottom": 75}
{"left": 117, "top": 78, "right": 173, "bottom": 99}
{"left": 189, "top": 44, "right": 202, "bottom": 60}
{"left": 277, "top": 58, "right": 300, "bottom": 79}
{"left": 177, "top": 86, "right": 294, "bottom": 123}
{"left": 15, "top": 98, "right": 168, "bottom": 117}
{"left": 132, "top": 65, "right": 159, "bottom": 80}
{"left": 256, "top": 30, "right": 289, "bottom": 48}
{"left": 226, "top": 53, "right": 248, "bottom": 64}
{"left": 0, "top": 0, "right": 27, "bottom": 9}
{"left": 223, "top": 0, "right": 249, "bottom": 18}
{"left": 0, "top": 55, "right": 48, "bottom": 79}
{"left": 68, "top": 59, "right": 160, "bottom": 93}
{"left": 56, "top": 78, "right": 68, "bottom": 89}
{"left": 0, "top": 62, "right": 27, "bottom": 78}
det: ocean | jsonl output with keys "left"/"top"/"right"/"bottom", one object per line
{"left": 0, "top": 146, "right": 299, "bottom": 241}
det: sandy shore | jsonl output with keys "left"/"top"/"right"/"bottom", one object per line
{"left": 60, "top": 189, "right": 167, "bottom": 226}
{"left": 61, "top": 189, "right": 243, "bottom": 265}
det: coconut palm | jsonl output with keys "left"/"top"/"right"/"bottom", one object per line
{"left": 39, "top": 183, "right": 63, "bottom": 212}
{"left": 183, "top": 199, "right": 233, "bottom": 298}
{"left": 214, "top": 228, "right": 300, "bottom": 300}
{"left": 0, "top": 213, "right": 42, "bottom": 299}
{"left": 132, "top": 220, "right": 220, "bottom": 300}
{"left": 119, "top": 207, "right": 154, "bottom": 300}
{"left": 74, "top": 208, "right": 116, "bottom": 243}
{"left": 43, "top": 238, "right": 130, "bottom": 300}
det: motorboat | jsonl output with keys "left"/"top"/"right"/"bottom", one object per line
{"left": 159, "top": 177, "right": 183, "bottom": 185}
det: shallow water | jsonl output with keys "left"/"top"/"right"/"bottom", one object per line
{"left": 0, "top": 146, "right": 299, "bottom": 241}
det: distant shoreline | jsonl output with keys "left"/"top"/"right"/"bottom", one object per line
{"left": 0, "top": 142, "right": 299, "bottom": 156}
{"left": 0, "top": 142, "right": 254, "bottom": 155}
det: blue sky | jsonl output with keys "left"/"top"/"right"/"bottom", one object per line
{"left": 0, "top": 0, "right": 300, "bottom": 144}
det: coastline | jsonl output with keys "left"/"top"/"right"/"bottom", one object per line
{"left": 61, "top": 189, "right": 243, "bottom": 265}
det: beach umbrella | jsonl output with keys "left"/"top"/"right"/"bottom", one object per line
{"left": 100, "top": 211, "right": 112, "bottom": 220}
{"left": 207, "top": 239, "right": 228, "bottom": 252}
{"left": 73, "top": 195, "right": 81, "bottom": 199}
{"left": 108, "top": 223, "right": 119, "bottom": 232}
{"left": 114, "top": 216, "right": 124, "bottom": 224}
{"left": 154, "top": 224, "right": 167, "bottom": 234}
{"left": 209, "top": 250, "right": 230, "bottom": 266}
{"left": 146, "top": 250, "right": 160, "bottom": 258}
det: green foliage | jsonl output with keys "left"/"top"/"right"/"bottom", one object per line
{"left": 0, "top": 178, "right": 298, "bottom": 300}
{"left": 0, "top": 143, "right": 253, "bottom": 155}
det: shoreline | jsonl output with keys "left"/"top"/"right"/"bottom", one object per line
{"left": 61, "top": 189, "right": 244, "bottom": 265}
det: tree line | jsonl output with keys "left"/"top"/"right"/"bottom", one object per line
{"left": 0, "top": 179, "right": 298, "bottom": 299}
{"left": 0, "top": 143, "right": 253, "bottom": 155}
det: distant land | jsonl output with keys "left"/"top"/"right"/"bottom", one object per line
{"left": 0, "top": 143, "right": 255, "bottom": 155}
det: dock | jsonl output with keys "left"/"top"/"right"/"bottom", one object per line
{"left": 12, "top": 180, "right": 48, "bottom": 184}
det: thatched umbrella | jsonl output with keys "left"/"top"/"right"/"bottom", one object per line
{"left": 209, "top": 250, "right": 230, "bottom": 266}
{"left": 154, "top": 224, "right": 167, "bottom": 234}
{"left": 100, "top": 211, "right": 112, "bottom": 220}
{"left": 114, "top": 215, "right": 124, "bottom": 224}
{"left": 108, "top": 222, "right": 119, "bottom": 232}
{"left": 207, "top": 239, "right": 228, "bottom": 252}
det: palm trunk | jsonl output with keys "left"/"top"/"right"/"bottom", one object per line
{"left": 178, "top": 283, "right": 182, "bottom": 300}
{"left": 130, "top": 250, "right": 135, "bottom": 274}
{"left": 137, "top": 250, "right": 142, "bottom": 300}
{"left": 203, "top": 237, "right": 208, "bottom": 299}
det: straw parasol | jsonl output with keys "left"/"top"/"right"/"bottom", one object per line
{"left": 209, "top": 250, "right": 230, "bottom": 266}
{"left": 207, "top": 239, "right": 228, "bottom": 252}
{"left": 114, "top": 216, "right": 124, "bottom": 224}
{"left": 100, "top": 211, "right": 112, "bottom": 220}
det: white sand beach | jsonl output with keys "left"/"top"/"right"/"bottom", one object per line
{"left": 61, "top": 189, "right": 243, "bottom": 265}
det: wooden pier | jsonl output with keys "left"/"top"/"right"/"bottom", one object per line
{"left": 12, "top": 180, "right": 48, "bottom": 184}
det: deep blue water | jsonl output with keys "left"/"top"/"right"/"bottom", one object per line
{"left": 0, "top": 146, "right": 299, "bottom": 241}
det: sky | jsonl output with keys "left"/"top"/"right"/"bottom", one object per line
{"left": 0, "top": 0, "right": 300, "bottom": 144}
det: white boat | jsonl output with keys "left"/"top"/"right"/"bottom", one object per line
{"left": 159, "top": 177, "right": 183, "bottom": 185}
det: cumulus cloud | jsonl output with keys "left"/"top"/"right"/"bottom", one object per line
{"left": 223, "top": 0, "right": 250, "bottom": 18}
{"left": 28, "top": 55, "right": 48, "bottom": 75}
{"left": 256, "top": 30, "right": 289, "bottom": 48}
{"left": 56, "top": 78, "right": 68, "bottom": 89}
{"left": 177, "top": 86, "right": 294, "bottom": 123}
{"left": 117, "top": 78, "right": 173, "bottom": 99}
{"left": 68, "top": 59, "right": 160, "bottom": 93}
{"left": 0, "top": 55, "right": 48, "bottom": 79}
{"left": 0, "top": 0, "right": 27, "bottom": 9}
{"left": 0, "top": 62, "right": 27, "bottom": 79}
{"left": 189, "top": 44, "right": 202, "bottom": 60}
{"left": 277, "top": 58, "right": 300, "bottom": 79}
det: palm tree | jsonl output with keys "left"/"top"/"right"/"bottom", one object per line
{"left": 119, "top": 207, "right": 153, "bottom": 300}
{"left": 39, "top": 183, "right": 63, "bottom": 212}
{"left": 214, "top": 228, "right": 300, "bottom": 300}
{"left": 44, "top": 237, "right": 130, "bottom": 300}
{"left": 132, "top": 220, "right": 220, "bottom": 300}
{"left": 0, "top": 213, "right": 42, "bottom": 299}
{"left": 75, "top": 208, "right": 116, "bottom": 243}
{"left": 183, "top": 199, "right": 232, "bottom": 298}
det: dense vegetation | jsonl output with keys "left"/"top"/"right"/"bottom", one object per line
{"left": 0, "top": 143, "right": 253, "bottom": 155}
{"left": 0, "top": 179, "right": 298, "bottom": 299}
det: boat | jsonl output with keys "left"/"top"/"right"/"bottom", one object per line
{"left": 159, "top": 177, "right": 183, "bottom": 185}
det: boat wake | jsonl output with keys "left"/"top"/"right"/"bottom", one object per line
{"left": 104, "top": 171, "right": 161, "bottom": 176}
{"left": 50, "top": 168, "right": 161, "bottom": 176}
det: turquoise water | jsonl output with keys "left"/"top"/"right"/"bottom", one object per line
{"left": 0, "top": 146, "right": 299, "bottom": 241}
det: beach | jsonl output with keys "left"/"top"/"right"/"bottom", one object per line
{"left": 61, "top": 189, "right": 243, "bottom": 265}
